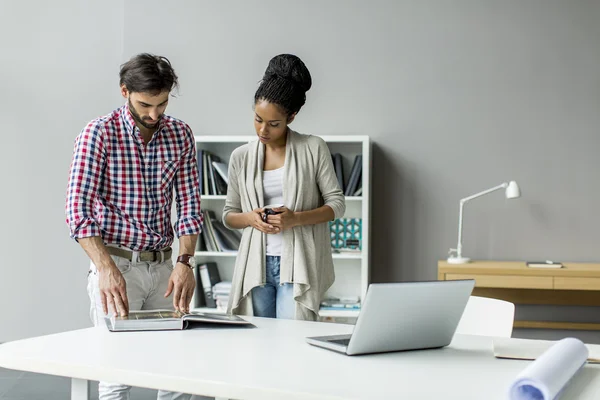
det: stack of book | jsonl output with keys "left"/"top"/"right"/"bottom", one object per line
{"left": 198, "top": 149, "right": 228, "bottom": 196}
{"left": 197, "top": 210, "right": 241, "bottom": 252}
{"left": 320, "top": 297, "right": 361, "bottom": 311}
{"left": 331, "top": 153, "right": 362, "bottom": 196}
{"left": 213, "top": 281, "right": 232, "bottom": 311}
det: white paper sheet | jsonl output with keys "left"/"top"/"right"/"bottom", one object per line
{"left": 494, "top": 337, "right": 600, "bottom": 363}
{"left": 509, "top": 337, "right": 589, "bottom": 400}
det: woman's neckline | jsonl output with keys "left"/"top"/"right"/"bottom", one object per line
{"left": 263, "top": 165, "right": 284, "bottom": 172}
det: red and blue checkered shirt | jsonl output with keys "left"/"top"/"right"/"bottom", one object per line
{"left": 65, "top": 103, "right": 203, "bottom": 251}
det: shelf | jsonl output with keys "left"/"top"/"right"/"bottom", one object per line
{"left": 318, "top": 309, "right": 360, "bottom": 317}
{"left": 195, "top": 135, "right": 370, "bottom": 144}
{"left": 194, "top": 134, "right": 370, "bottom": 306}
{"left": 195, "top": 251, "right": 363, "bottom": 260}
{"left": 195, "top": 251, "right": 237, "bottom": 257}
{"left": 332, "top": 252, "right": 363, "bottom": 259}
{"left": 195, "top": 135, "right": 253, "bottom": 143}
{"left": 201, "top": 195, "right": 362, "bottom": 201}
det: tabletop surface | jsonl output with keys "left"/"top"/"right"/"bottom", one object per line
{"left": 1, "top": 317, "right": 600, "bottom": 400}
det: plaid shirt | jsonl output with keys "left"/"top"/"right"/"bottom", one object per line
{"left": 65, "top": 103, "right": 203, "bottom": 251}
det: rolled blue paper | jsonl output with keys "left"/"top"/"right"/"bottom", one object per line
{"left": 509, "top": 337, "right": 588, "bottom": 400}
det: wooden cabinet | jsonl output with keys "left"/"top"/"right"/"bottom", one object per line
{"left": 438, "top": 260, "right": 600, "bottom": 331}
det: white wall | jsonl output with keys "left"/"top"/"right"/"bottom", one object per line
{"left": 0, "top": 0, "right": 124, "bottom": 342}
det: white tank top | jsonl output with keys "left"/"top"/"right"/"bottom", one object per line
{"left": 263, "top": 167, "right": 284, "bottom": 256}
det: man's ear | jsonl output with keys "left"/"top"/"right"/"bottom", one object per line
{"left": 287, "top": 112, "right": 297, "bottom": 124}
{"left": 120, "top": 84, "right": 129, "bottom": 99}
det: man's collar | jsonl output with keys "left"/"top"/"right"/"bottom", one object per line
{"left": 122, "top": 102, "right": 137, "bottom": 135}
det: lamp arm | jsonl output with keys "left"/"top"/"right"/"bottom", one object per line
{"left": 453, "top": 182, "right": 508, "bottom": 259}
{"left": 460, "top": 183, "right": 508, "bottom": 203}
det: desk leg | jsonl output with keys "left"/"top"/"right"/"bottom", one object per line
{"left": 71, "top": 378, "right": 90, "bottom": 400}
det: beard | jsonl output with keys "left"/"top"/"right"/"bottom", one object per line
{"left": 128, "top": 98, "right": 162, "bottom": 130}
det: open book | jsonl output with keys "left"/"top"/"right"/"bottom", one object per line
{"left": 105, "top": 310, "right": 252, "bottom": 332}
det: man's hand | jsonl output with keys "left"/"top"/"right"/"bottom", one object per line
{"left": 246, "top": 208, "right": 280, "bottom": 234}
{"left": 98, "top": 264, "right": 129, "bottom": 317}
{"left": 165, "top": 263, "right": 196, "bottom": 313}
{"left": 267, "top": 207, "right": 298, "bottom": 231}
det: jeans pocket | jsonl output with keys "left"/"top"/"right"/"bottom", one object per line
{"left": 111, "top": 255, "right": 132, "bottom": 275}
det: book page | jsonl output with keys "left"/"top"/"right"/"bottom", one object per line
{"left": 114, "top": 310, "right": 182, "bottom": 321}
{"left": 183, "top": 312, "right": 252, "bottom": 325}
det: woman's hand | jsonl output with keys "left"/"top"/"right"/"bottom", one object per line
{"left": 267, "top": 207, "right": 298, "bottom": 231}
{"left": 246, "top": 208, "right": 280, "bottom": 234}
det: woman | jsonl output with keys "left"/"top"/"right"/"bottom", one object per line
{"left": 222, "top": 54, "right": 346, "bottom": 321}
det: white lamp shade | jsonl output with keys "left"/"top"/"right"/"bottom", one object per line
{"left": 505, "top": 181, "right": 520, "bottom": 199}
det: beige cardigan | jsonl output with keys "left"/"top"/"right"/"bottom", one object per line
{"left": 222, "top": 130, "right": 346, "bottom": 321}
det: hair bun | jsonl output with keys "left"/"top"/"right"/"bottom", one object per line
{"left": 263, "top": 54, "right": 312, "bottom": 92}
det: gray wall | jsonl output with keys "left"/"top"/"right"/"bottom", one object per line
{"left": 0, "top": 0, "right": 124, "bottom": 342}
{"left": 122, "top": 0, "right": 600, "bottom": 280}
{"left": 2, "top": 0, "right": 600, "bottom": 342}
{"left": 123, "top": 0, "right": 600, "bottom": 343}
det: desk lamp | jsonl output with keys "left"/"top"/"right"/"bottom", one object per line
{"left": 447, "top": 181, "right": 521, "bottom": 264}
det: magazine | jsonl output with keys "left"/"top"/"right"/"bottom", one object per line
{"left": 105, "top": 310, "right": 252, "bottom": 332}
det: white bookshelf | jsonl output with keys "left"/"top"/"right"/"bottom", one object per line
{"left": 191, "top": 135, "right": 371, "bottom": 323}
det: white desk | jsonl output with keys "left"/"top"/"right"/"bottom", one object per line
{"left": 1, "top": 317, "right": 600, "bottom": 399}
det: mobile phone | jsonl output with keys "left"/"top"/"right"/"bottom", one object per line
{"left": 262, "top": 207, "right": 282, "bottom": 223}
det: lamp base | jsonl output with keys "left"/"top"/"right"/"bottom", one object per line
{"left": 447, "top": 256, "right": 471, "bottom": 264}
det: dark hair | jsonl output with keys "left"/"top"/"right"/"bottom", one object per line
{"left": 254, "top": 54, "right": 312, "bottom": 117}
{"left": 119, "top": 53, "right": 179, "bottom": 95}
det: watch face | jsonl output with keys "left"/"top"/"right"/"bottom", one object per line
{"left": 188, "top": 256, "right": 197, "bottom": 268}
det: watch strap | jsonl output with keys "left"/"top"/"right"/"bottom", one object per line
{"left": 176, "top": 254, "right": 194, "bottom": 269}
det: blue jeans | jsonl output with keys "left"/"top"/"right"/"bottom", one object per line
{"left": 252, "top": 256, "right": 295, "bottom": 319}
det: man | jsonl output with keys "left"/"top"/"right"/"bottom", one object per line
{"left": 66, "top": 53, "right": 201, "bottom": 400}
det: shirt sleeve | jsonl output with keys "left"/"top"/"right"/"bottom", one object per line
{"left": 65, "top": 122, "right": 105, "bottom": 240}
{"left": 173, "top": 125, "right": 203, "bottom": 237}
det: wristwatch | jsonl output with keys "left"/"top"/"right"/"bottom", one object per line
{"left": 176, "top": 254, "right": 196, "bottom": 269}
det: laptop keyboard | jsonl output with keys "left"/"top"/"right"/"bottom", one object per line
{"left": 329, "top": 338, "right": 351, "bottom": 346}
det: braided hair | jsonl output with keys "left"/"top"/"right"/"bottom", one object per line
{"left": 254, "top": 54, "right": 312, "bottom": 119}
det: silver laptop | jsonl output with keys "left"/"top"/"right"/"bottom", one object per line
{"left": 306, "top": 280, "right": 475, "bottom": 355}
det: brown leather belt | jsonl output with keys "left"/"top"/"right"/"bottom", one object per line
{"left": 106, "top": 246, "right": 172, "bottom": 262}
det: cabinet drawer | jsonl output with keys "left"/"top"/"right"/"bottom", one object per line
{"left": 445, "top": 274, "right": 553, "bottom": 289}
{"left": 555, "top": 277, "right": 600, "bottom": 291}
